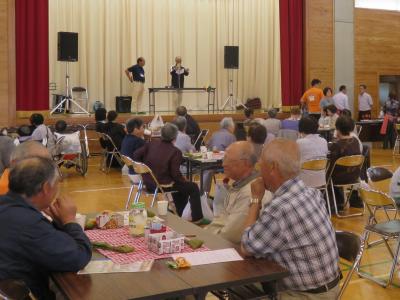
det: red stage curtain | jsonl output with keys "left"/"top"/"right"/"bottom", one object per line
{"left": 279, "top": 0, "right": 303, "bottom": 107}
{"left": 15, "top": 0, "right": 49, "bottom": 111}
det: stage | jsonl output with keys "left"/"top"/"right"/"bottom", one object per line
{"left": 15, "top": 109, "right": 281, "bottom": 128}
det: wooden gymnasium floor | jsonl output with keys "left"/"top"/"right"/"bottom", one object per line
{"left": 58, "top": 147, "right": 400, "bottom": 299}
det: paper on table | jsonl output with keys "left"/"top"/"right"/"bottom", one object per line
{"left": 78, "top": 259, "right": 154, "bottom": 274}
{"left": 171, "top": 248, "right": 243, "bottom": 266}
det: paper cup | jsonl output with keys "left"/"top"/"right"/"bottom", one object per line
{"left": 75, "top": 213, "right": 86, "bottom": 230}
{"left": 206, "top": 151, "right": 213, "bottom": 159}
{"left": 157, "top": 200, "right": 169, "bottom": 216}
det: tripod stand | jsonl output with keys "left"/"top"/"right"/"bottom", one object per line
{"left": 50, "top": 62, "right": 89, "bottom": 115}
{"left": 220, "top": 69, "right": 247, "bottom": 111}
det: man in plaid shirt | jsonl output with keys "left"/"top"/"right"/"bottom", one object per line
{"left": 241, "top": 139, "right": 340, "bottom": 299}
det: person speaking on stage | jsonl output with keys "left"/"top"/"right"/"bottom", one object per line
{"left": 125, "top": 57, "right": 145, "bottom": 113}
{"left": 170, "top": 56, "right": 189, "bottom": 107}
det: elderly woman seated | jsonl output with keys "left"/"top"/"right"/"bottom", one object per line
{"left": 247, "top": 122, "right": 267, "bottom": 159}
{"left": 203, "top": 117, "right": 237, "bottom": 194}
{"left": 133, "top": 123, "right": 205, "bottom": 223}
{"left": 328, "top": 116, "right": 362, "bottom": 210}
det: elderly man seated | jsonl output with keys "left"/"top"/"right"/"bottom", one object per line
{"left": 241, "top": 139, "right": 340, "bottom": 299}
{"left": 0, "top": 134, "right": 15, "bottom": 175}
{"left": 0, "top": 157, "right": 91, "bottom": 299}
{"left": 133, "top": 123, "right": 205, "bottom": 223}
{"left": 173, "top": 116, "right": 195, "bottom": 154}
{"left": 203, "top": 117, "right": 237, "bottom": 194}
{"left": 205, "top": 141, "right": 266, "bottom": 244}
{"left": 0, "top": 141, "right": 51, "bottom": 195}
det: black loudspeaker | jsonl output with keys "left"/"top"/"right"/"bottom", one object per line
{"left": 116, "top": 96, "right": 132, "bottom": 113}
{"left": 58, "top": 32, "right": 78, "bottom": 62}
{"left": 224, "top": 46, "right": 239, "bottom": 69}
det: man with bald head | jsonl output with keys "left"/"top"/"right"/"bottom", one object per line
{"left": 241, "top": 139, "right": 340, "bottom": 299}
{"left": 0, "top": 141, "right": 51, "bottom": 195}
{"left": 0, "top": 157, "right": 91, "bottom": 299}
{"left": 205, "top": 141, "right": 269, "bottom": 244}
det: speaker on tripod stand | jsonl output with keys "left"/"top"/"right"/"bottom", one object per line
{"left": 50, "top": 32, "right": 89, "bottom": 115}
{"left": 221, "top": 46, "right": 246, "bottom": 111}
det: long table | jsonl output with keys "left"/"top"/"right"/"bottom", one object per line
{"left": 356, "top": 120, "right": 384, "bottom": 142}
{"left": 52, "top": 212, "right": 288, "bottom": 300}
{"left": 148, "top": 87, "right": 216, "bottom": 114}
{"left": 184, "top": 155, "right": 224, "bottom": 193}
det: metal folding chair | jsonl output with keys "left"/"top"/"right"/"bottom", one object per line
{"left": 357, "top": 188, "right": 400, "bottom": 287}
{"left": 97, "top": 132, "right": 123, "bottom": 173}
{"left": 367, "top": 166, "right": 393, "bottom": 194}
{"left": 194, "top": 129, "right": 209, "bottom": 151}
{"left": 336, "top": 231, "right": 364, "bottom": 300}
{"left": 327, "top": 155, "right": 364, "bottom": 218}
{"left": 121, "top": 155, "right": 176, "bottom": 210}
{"left": 301, "top": 158, "right": 331, "bottom": 216}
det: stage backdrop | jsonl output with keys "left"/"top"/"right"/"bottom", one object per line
{"left": 48, "top": 0, "right": 281, "bottom": 112}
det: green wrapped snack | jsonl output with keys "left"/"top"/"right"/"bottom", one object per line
{"left": 146, "top": 210, "right": 156, "bottom": 218}
{"left": 184, "top": 238, "right": 204, "bottom": 249}
{"left": 92, "top": 241, "right": 135, "bottom": 253}
{"left": 166, "top": 261, "right": 178, "bottom": 269}
{"left": 112, "top": 245, "right": 135, "bottom": 253}
{"left": 85, "top": 219, "right": 97, "bottom": 230}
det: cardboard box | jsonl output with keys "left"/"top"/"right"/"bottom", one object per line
{"left": 148, "top": 231, "right": 184, "bottom": 255}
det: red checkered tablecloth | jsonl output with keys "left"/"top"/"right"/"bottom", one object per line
{"left": 85, "top": 227, "right": 208, "bottom": 264}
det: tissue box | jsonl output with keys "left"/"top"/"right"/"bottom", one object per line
{"left": 96, "top": 211, "right": 124, "bottom": 229}
{"left": 148, "top": 231, "right": 184, "bottom": 255}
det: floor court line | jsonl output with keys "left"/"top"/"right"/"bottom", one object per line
{"left": 71, "top": 186, "right": 131, "bottom": 193}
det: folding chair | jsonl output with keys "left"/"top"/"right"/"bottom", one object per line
{"left": 336, "top": 231, "right": 364, "bottom": 300}
{"left": 367, "top": 166, "right": 393, "bottom": 194}
{"left": 392, "top": 123, "right": 400, "bottom": 156}
{"left": 71, "top": 86, "right": 89, "bottom": 112}
{"left": 355, "top": 124, "right": 362, "bottom": 136}
{"left": 327, "top": 155, "right": 364, "bottom": 218}
{"left": 121, "top": 155, "right": 176, "bottom": 210}
{"left": 194, "top": 129, "right": 209, "bottom": 151}
{"left": 357, "top": 188, "right": 400, "bottom": 287}
{"left": 97, "top": 132, "right": 123, "bottom": 173}
{"left": 301, "top": 158, "right": 331, "bottom": 216}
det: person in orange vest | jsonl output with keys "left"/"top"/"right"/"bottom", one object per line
{"left": 300, "top": 79, "right": 324, "bottom": 120}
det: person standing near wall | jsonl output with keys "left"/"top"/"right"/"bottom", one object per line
{"left": 125, "top": 57, "right": 146, "bottom": 113}
{"left": 358, "top": 84, "right": 373, "bottom": 120}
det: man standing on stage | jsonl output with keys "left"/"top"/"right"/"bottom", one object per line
{"left": 170, "top": 56, "right": 189, "bottom": 107}
{"left": 125, "top": 57, "right": 145, "bottom": 113}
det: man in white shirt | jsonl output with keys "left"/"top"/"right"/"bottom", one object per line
{"left": 296, "top": 117, "right": 328, "bottom": 188}
{"left": 333, "top": 85, "right": 349, "bottom": 111}
{"left": 358, "top": 84, "right": 373, "bottom": 120}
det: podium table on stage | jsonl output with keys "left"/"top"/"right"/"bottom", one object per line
{"left": 148, "top": 87, "right": 216, "bottom": 114}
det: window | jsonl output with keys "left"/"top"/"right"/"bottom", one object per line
{"left": 355, "top": 0, "right": 400, "bottom": 11}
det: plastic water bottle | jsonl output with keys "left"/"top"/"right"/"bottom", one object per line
{"left": 129, "top": 202, "right": 147, "bottom": 237}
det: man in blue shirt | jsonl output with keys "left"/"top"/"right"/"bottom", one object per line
{"left": 0, "top": 157, "right": 92, "bottom": 299}
{"left": 125, "top": 57, "right": 146, "bottom": 113}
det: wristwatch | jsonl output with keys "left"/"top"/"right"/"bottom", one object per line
{"left": 250, "top": 198, "right": 261, "bottom": 206}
